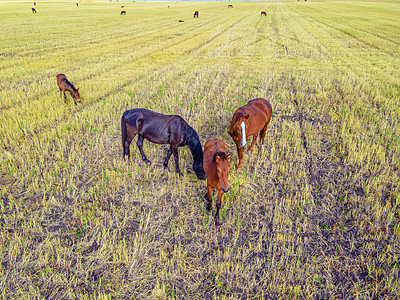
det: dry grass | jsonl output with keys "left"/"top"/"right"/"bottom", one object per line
{"left": 1, "top": 0, "right": 399, "bottom": 299}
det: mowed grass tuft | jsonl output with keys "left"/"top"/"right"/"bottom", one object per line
{"left": 1, "top": 0, "right": 400, "bottom": 298}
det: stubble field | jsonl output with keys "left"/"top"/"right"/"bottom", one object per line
{"left": 1, "top": 0, "right": 400, "bottom": 298}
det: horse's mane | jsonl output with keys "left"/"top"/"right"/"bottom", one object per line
{"left": 63, "top": 78, "right": 77, "bottom": 91}
{"left": 213, "top": 151, "right": 228, "bottom": 162}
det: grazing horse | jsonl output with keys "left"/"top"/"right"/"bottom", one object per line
{"left": 229, "top": 98, "right": 272, "bottom": 172}
{"left": 120, "top": 10, "right": 126, "bottom": 15}
{"left": 261, "top": 11, "right": 267, "bottom": 16}
{"left": 203, "top": 139, "right": 231, "bottom": 226}
{"left": 32, "top": 7, "right": 37, "bottom": 13}
{"left": 228, "top": 4, "right": 233, "bottom": 8}
{"left": 178, "top": 20, "right": 184, "bottom": 22}
{"left": 56, "top": 74, "right": 81, "bottom": 105}
{"left": 193, "top": 11, "right": 199, "bottom": 18}
{"left": 121, "top": 109, "right": 207, "bottom": 180}
{"left": 121, "top": 5, "right": 124, "bottom": 8}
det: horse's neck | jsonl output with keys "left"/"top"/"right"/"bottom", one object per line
{"left": 187, "top": 128, "right": 202, "bottom": 157}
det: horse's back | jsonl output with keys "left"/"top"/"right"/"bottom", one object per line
{"left": 122, "top": 108, "right": 187, "bottom": 144}
{"left": 235, "top": 98, "right": 272, "bottom": 133}
{"left": 203, "top": 139, "right": 226, "bottom": 169}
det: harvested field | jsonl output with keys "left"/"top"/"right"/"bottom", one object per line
{"left": 0, "top": 0, "right": 399, "bottom": 298}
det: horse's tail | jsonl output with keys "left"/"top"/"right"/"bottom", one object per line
{"left": 121, "top": 112, "right": 128, "bottom": 158}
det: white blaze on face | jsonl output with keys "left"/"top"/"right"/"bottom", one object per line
{"left": 240, "top": 121, "right": 247, "bottom": 147}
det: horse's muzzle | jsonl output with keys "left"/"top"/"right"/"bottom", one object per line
{"left": 222, "top": 187, "right": 230, "bottom": 193}
{"left": 240, "top": 141, "right": 247, "bottom": 147}
{"left": 197, "top": 172, "right": 207, "bottom": 180}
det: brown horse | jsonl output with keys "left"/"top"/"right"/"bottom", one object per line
{"left": 31, "top": 7, "right": 37, "bottom": 13}
{"left": 121, "top": 5, "right": 124, "bottom": 8}
{"left": 76, "top": 3, "right": 79, "bottom": 6}
{"left": 56, "top": 74, "right": 81, "bottom": 105}
{"left": 120, "top": 10, "right": 126, "bottom": 15}
{"left": 203, "top": 139, "right": 231, "bottom": 226}
{"left": 261, "top": 11, "right": 267, "bottom": 16}
{"left": 229, "top": 98, "right": 272, "bottom": 172}
{"left": 193, "top": 11, "right": 199, "bottom": 18}
{"left": 228, "top": 4, "right": 233, "bottom": 8}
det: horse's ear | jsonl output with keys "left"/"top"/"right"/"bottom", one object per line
{"left": 226, "top": 154, "right": 231, "bottom": 162}
{"left": 244, "top": 114, "right": 249, "bottom": 119}
{"left": 215, "top": 155, "right": 221, "bottom": 163}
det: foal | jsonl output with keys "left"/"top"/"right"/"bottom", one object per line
{"left": 203, "top": 139, "right": 231, "bottom": 226}
{"left": 56, "top": 74, "right": 81, "bottom": 105}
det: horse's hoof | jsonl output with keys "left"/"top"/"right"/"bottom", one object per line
{"left": 215, "top": 220, "right": 221, "bottom": 227}
{"left": 164, "top": 166, "right": 170, "bottom": 172}
{"left": 145, "top": 160, "right": 151, "bottom": 166}
{"left": 206, "top": 201, "right": 212, "bottom": 211}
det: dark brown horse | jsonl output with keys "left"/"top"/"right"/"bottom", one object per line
{"left": 228, "top": 4, "right": 233, "bottom": 8}
{"left": 229, "top": 98, "right": 272, "bottom": 172}
{"left": 121, "top": 5, "right": 124, "bottom": 8}
{"left": 56, "top": 74, "right": 81, "bottom": 105}
{"left": 193, "top": 11, "right": 199, "bottom": 18}
{"left": 32, "top": 7, "right": 37, "bottom": 13}
{"left": 178, "top": 20, "right": 184, "bottom": 22}
{"left": 261, "top": 11, "right": 267, "bottom": 16}
{"left": 120, "top": 10, "right": 126, "bottom": 15}
{"left": 203, "top": 139, "right": 231, "bottom": 226}
{"left": 121, "top": 109, "right": 207, "bottom": 180}
{"left": 34, "top": 2, "right": 36, "bottom": 6}
{"left": 76, "top": 3, "right": 79, "bottom": 6}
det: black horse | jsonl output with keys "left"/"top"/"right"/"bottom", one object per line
{"left": 121, "top": 109, "right": 207, "bottom": 180}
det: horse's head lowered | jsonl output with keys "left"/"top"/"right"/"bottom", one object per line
{"left": 215, "top": 152, "right": 230, "bottom": 193}
{"left": 229, "top": 113, "right": 249, "bottom": 148}
{"left": 187, "top": 127, "right": 207, "bottom": 180}
{"left": 73, "top": 89, "right": 81, "bottom": 102}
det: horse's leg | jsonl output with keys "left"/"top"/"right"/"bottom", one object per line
{"left": 206, "top": 185, "right": 213, "bottom": 211}
{"left": 163, "top": 147, "right": 173, "bottom": 172}
{"left": 59, "top": 88, "right": 62, "bottom": 98}
{"left": 63, "top": 91, "right": 67, "bottom": 103}
{"left": 137, "top": 134, "right": 151, "bottom": 165}
{"left": 171, "top": 144, "right": 182, "bottom": 177}
{"left": 248, "top": 133, "right": 258, "bottom": 152}
{"left": 123, "top": 127, "right": 137, "bottom": 161}
{"left": 237, "top": 144, "right": 244, "bottom": 172}
{"left": 260, "top": 123, "right": 269, "bottom": 145}
{"left": 215, "top": 190, "right": 224, "bottom": 226}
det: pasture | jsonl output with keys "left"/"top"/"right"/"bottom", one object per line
{"left": 1, "top": 0, "right": 400, "bottom": 298}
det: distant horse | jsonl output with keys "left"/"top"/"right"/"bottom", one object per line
{"left": 203, "top": 139, "right": 231, "bottom": 226}
{"left": 178, "top": 20, "right": 184, "bottom": 22}
{"left": 193, "top": 11, "right": 199, "bottom": 18}
{"left": 76, "top": 3, "right": 79, "bottom": 6}
{"left": 121, "top": 109, "right": 207, "bottom": 180}
{"left": 228, "top": 4, "right": 233, "bottom": 8}
{"left": 261, "top": 11, "right": 267, "bottom": 16}
{"left": 121, "top": 5, "right": 124, "bottom": 8}
{"left": 229, "top": 98, "right": 272, "bottom": 172}
{"left": 32, "top": 7, "right": 37, "bottom": 13}
{"left": 120, "top": 10, "right": 126, "bottom": 15}
{"left": 56, "top": 74, "right": 81, "bottom": 105}
{"left": 34, "top": 2, "right": 36, "bottom": 6}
